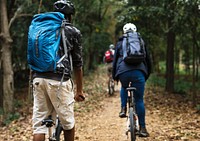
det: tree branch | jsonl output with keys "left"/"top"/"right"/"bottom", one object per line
{"left": 38, "top": 0, "right": 43, "bottom": 14}
{"left": 9, "top": 13, "right": 33, "bottom": 28}
{"left": 9, "top": 6, "right": 23, "bottom": 29}
{"left": 8, "top": 5, "right": 33, "bottom": 29}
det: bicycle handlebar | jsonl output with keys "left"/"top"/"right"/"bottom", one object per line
{"left": 41, "top": 116, "right": 55, "bottom": 127}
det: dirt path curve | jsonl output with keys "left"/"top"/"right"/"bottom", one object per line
{"left": 0, "top": 66, "right": 199, "bottom": 141}
{"left": 75, "top": 93, "right": 128, "bottom": 141}
{"left": 75, "top": 85, "right": 152, "bottom": 141}
{"left": 74, "top": 86, "right": 200, "bottom": 141}
{"left": 73, "top": 66, "right": 200, "bottom": 141}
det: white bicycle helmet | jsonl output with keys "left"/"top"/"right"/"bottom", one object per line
{"left": 123, "top": 23, "right": 137, "bottom": 33}
{"left": 109, "top": 44, "right": 114, "bottom": 49}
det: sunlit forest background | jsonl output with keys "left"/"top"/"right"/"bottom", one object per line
{"left": 0, "top": 0, "right": 200, "bottom": 125}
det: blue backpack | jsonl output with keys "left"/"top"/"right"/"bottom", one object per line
{"left": 27, "top": 12, "right": 69, "bottom": 72}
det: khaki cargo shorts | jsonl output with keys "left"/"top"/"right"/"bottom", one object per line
{"left": 32, "top": 77, "right": 75, "bottom": 134}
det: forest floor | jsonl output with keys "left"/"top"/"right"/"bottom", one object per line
{"left": 0, "top": 65, "right": 200, "bottom": 141}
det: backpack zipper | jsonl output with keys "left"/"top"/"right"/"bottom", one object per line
{"left": 35, "top": 30, "right": 42, "bottom": 58}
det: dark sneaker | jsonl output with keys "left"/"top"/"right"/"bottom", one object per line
{"left": 119, "top": 107, "right": 127, "bottom": 118}
{"left": 139, "top": 127, "right": 149, "bottom": 137}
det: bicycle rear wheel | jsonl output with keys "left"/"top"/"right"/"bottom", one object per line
{"left": 129, "top": 107, "right": 136, "bottom": 141}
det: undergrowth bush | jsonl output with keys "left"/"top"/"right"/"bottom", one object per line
{"left": 146, "top": 73, "right": 166, "bottom": 87}
{"left": 147, "top": 73, "right": 198, "bottom": 95}
{"left": 3, "top": 113, "right": 20, "bottom": 126}
{"left": 174, "top": 79, "right": 192, "bottom": 94}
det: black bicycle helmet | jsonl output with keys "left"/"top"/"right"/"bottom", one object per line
{"left": 54, "top": 0, "right": 75, "bottom": 15}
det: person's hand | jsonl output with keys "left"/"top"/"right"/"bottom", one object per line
{"left": 74, "top": 92, "right": 85, "bottom": 102}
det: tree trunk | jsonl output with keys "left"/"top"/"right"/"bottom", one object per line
{"left": 0, "top": 69, "right": 3, "bottom": 108}
{"left": 1, "top": 0, "right": 14, "bottom": 115}
{"left": 192, "top": 40, "right": 196, "bottom": 107}
{"left": 191, "top": 27, "right": 198, "bottom": 107}
{"left": 165, "top": 23, "right": 175, "bottom": 93}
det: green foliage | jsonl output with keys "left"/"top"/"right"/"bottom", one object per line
{"left": 146, "top": 73, "right": 166, "bottom": 88}
{"left": 147, "top": 73, "right": 198, "bottom": 95}
{"left": 72, "top": 0, "right": 118, "bottom": 71}
{"left": 14, "top": 100, "right": 23, "bottom": 108}
{"left": 0, "top": 102, "right": 21, "bottom": 125}
{"left": 158, "top": 61, "right": 166, "bottom": 73}
{"left": 9, "top": 1, "right": 63, "bottom": 72}
{"left": 196, "top": 105, "right": 200, "bottom": 112}
{"left": 174, "top": 79, "right": 192, "bottom": 94}
{"left": 88, "top": 31, "right": 111, "bottom": 53}
{"left": 115, "top": 0, "right": 200, "bottom": 96}
{"left": 5, "top": 0, "right": 200, "bottom": 95}
{"left": 0, "top": 108, "right": 3, "bottom": 115}
{"left": 11, "top": 18, "right": 32, "bottom": 71}
{"left": 3, "top": 113, "right": 20, "bottom": 126}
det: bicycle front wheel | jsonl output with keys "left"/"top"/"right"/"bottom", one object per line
{"left": 108, "top": 79, "right": 114, "bottom": 96}
{"left": 129, "top": 107, "right": 136, "bottom": 141}
{"left": 55, "top": 121, "right": 63, "bottom": 141}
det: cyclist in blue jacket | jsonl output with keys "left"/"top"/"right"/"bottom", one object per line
{"left": 112, "top": 23, "right": 152, "bottom": 137}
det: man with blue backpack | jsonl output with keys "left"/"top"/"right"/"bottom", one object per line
{"left": 27, "top": 0, "right": 85, "bottom": 141}
{"left": 112, "top": 23, "right": 152, "bottom": 137}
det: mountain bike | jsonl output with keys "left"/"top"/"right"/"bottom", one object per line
{"left": 108, "top": 74, "right": 115, "bottom": 96}
{"left": 125, "top": 85, "right": 139, "bottom": 141}
{"left": 41, "top": 115, "right": 63, "bottom": 141}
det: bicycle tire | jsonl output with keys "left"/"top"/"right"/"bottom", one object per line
{"left": 55, "top": 121, "right": 63, "bottom": 141}
{"left": 108, "top": 78, "right": 114, "bottom": 96}
{"left": 129, "top": 107, "right": 136, "bottom": 141}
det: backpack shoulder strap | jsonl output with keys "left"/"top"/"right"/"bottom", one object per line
{"left": 61, "top": 20, "right": 73, "bottom": 72}
{"left": 61, "top": 20, "right": 68, "bottom": 58}
{"left": 136, "top": 32, "right": 146, "bottom": 54}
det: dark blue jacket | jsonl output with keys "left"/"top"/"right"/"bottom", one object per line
{"left": 112, "top": 35, "right": 152, "bottom": 81}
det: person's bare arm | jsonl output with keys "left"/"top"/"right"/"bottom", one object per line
{"left": 74, "top": 67, "right": 85, "bottom": 102}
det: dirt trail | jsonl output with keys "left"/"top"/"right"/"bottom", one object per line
{"left": 74, "top": 66, "right": 200, "bottom": 141}
{"left": 0, "top": 66, "right": 200, "bottom": 141}
{"left": 75, "top": 91, "right": 152, "bottom": 141}
{"left": 74, "top": 86, "right": 200, "bottom": 141}
{"left": 75, "top": 93, "right": 128, "bottom": 141}
{"left": 0, "top": 86, "right": 200, "bottom": 141}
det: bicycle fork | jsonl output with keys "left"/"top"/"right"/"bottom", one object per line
{"left": 126, "top": 116, "right": 130, "bottom": 135}
{"left": 49, "top": 128, "right": 56, "bottom": 141}
{"left": 41, "top": 115, "right": 57, "bottom": 141}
